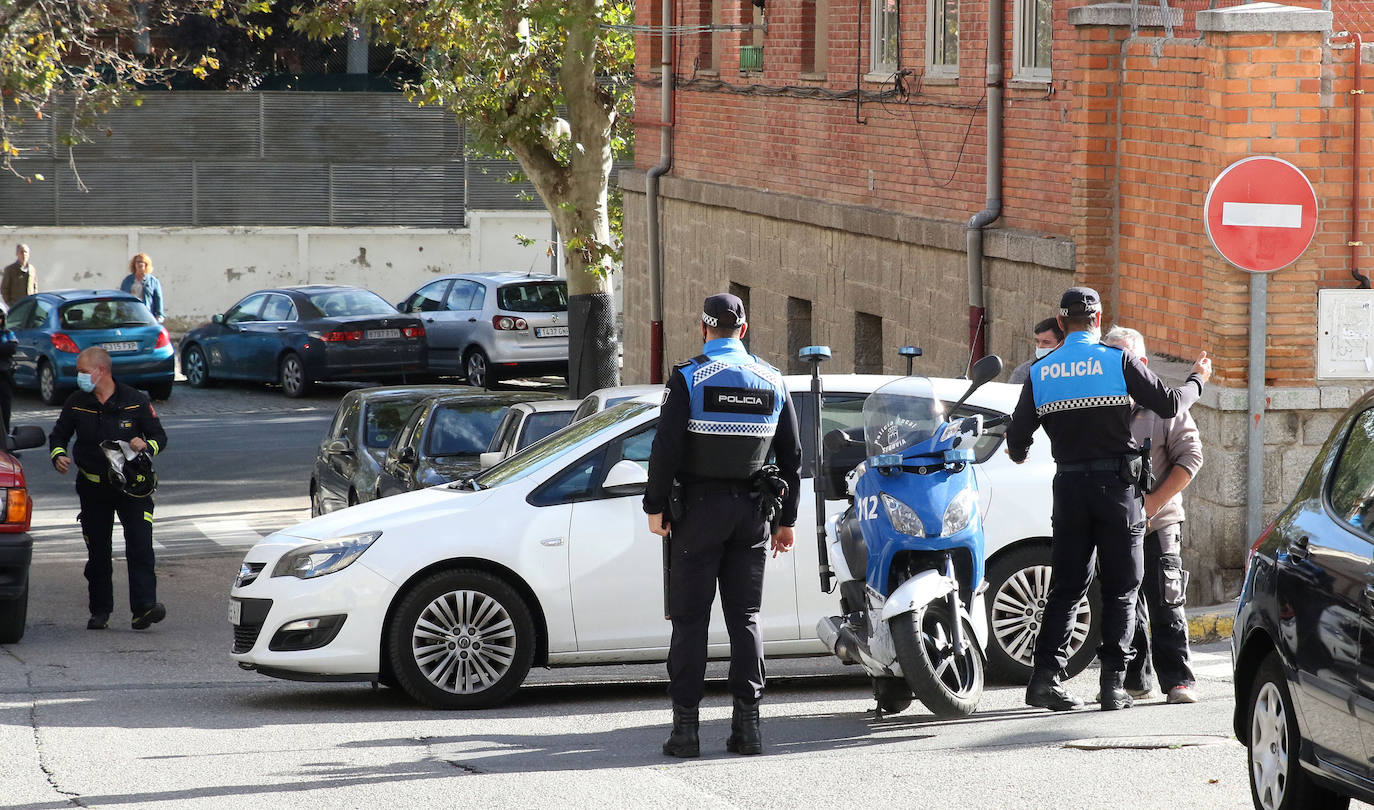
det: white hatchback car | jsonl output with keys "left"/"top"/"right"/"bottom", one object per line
{"left": 229, "top": 374, "right": 1084, "bottom": 708}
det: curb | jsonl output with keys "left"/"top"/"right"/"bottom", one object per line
{"left": 1186, "top": 603, "right": 1236, "bottom": 645}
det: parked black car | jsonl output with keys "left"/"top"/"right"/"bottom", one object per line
{"left": 1233, "top": 387, "right": 1374, "bottom": 809}
{"left": 374, "top": 390, "right": 559, "bottom": 499}
{"left": 181, "top": 285, "right": 427, "bottom": 398}
{"left": 310, "top": 384, "right": 468, "bottom": 516}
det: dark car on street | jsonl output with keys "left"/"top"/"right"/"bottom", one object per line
{"left": 309, "top": 384, "right": 468, "bottom": 517}
{"left": 181, "top": 285, "right": 427, "bottom": 398}
{"left": 0, "top": 426, "right": 56, "bottom": 644}
{"left": 373, "top": 389, "right": 558, "bottom": 499}
{"left": 1233, "top": 387, "right": 1374, "bottom": 810}
{"left": 9, "top": 290, "right": 175, "bottom": 404}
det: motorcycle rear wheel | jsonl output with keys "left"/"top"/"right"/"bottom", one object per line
{"left": 891, "top": 601, "right": 984, "bottom": 718}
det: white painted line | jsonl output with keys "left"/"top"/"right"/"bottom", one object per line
{"left": 193, "top": 519, "right": 264, "bottom": 548}
{"left": 1221, "top": 201, "right": 1303, "bottom": 228}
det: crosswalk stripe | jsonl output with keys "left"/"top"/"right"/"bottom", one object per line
{"left": 193, "top": 519, "right": 265, "bottom": 547}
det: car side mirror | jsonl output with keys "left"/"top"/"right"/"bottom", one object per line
{"left": 478, "top": 451, "right": 503, "bottom": 470}
{"left": 602, "top": 459, "right": 648, "bottom": 496}
{"left": 212, "top": 314, "right": 224, "bottom": 325}
{"left": 398, "top": 446, "right": 418, "bottom": 465}
{"left": 324, "top": 437, "right": 353, "bottom": 456}
{"left": 7, "top": 425, "right": 45, "bottom": 452}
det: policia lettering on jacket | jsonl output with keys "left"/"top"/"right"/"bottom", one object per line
{"left": 644, "top": 293, "right": 802, "bottom": 759}
{"left": 49, "top": 348, "right": 168, "bottom": 632}
{"left": 1005, "top": 287, "right": 1211, "bottom": 713}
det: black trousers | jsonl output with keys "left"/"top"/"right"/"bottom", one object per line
{"left": 1033, "top": 469, "right": 1145, "bottom": 674}
{"left": 77, "top": 475, "right": 156, "bottom": 615}
{"left": 665, "top": 485, "right": 768, "bottom": 707}
{"left": 1126, "top": 523, "right": 1196, "bottom": 690}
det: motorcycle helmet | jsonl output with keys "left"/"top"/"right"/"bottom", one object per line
{"left": 119, "top": 451, "right": 157, "bottom": 497}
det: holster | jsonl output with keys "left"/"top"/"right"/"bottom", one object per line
{"left": 1137, "top": 437, "right": 1154, "bottom": 492}
{"left": 668, "top": 483, "right": 686, "bottom": 523}
{"left": 749, "top": 464, "right": 788, "bottom": 533}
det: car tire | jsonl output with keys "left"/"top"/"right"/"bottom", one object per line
{"left": 279, "top": 352, "right": 312, "bottom": 398}
{"left": 0, "top": 580, "right": 28, "bottom": 644}
{"left": 184, "top": 345, "right": 212, "bottom": 389}
{"left": 347, "top": 489, "right": 359, "bottom": 508}
{"left": 38, "top": 361, "right": 64, "bottom": 406}
{"left": 1248, "top": 652, "right": 1351, "bottom": 810}
{"left": 983, "top": 543, "right": 1102, "bottom": 684}
{"left": 386, "top": 568, "right": 536, "bottom": 709}
{"left": 464, "top": 348, "right": 494, "bottom": 389}
{"left": 147, "top": 381, "right": 173, "bottom": 401}
{"left": 310, "top": 480, "right": 324, "bottom": 518}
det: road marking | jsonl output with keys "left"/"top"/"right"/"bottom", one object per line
{"left": 1191, "top": 648, "right": 1232, "bottom": 679}
{"left": 193, "top": 519, "right": 264, "bottom": 547}
{"left": 1221, "top": 201, "right": 1303, "bottom": 228}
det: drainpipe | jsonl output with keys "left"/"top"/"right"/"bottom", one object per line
{"left": 1336, "top": 32, "right": 1370, "bottom": 288}
{"left": 965, "top": 0, "right": 1004, "bottom": 364}
{"left": 645, "top": 0, "right": 675, "bottom": 384}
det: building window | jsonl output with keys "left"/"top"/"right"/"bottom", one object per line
{"left": 787, "top": 297, "right": 813, "bottom": 374}
{"left": 855, "top": 312, "right": 883, "bottom": 373}
{"left": 927, "top": 0, "right": 957, "bottom": 77}
{"left": 1014, "top": 0, "right": 1051, "bottom": 81}
{"left": 802, "top": 0, "right": 830, "bottom": 74}
{"left": 871, "top": 0, "right": 899, "bottom": 76}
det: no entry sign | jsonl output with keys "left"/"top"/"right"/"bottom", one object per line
{"left": 1204, "top": 156, "right": 1318, "bottom": 273}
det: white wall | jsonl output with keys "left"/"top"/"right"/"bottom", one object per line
{"left": 0, "top": 211, "right": 556, "bottom": 333}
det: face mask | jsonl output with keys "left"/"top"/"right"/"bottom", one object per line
{"left": 1035, "top": 347, "right": 1054, "bottom": 359}
{"left": 76, "top": 372, "right": 96, "bottom": 392}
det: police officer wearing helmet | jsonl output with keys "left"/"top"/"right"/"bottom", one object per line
{"left": 1006, "top": 287, "right": 1211, "bottom": 712}
{"left": 49, "top": 347, "right": 167, "bottom": 631}
{"left": 645, "top": 293, "right": 802, "bottom": 758}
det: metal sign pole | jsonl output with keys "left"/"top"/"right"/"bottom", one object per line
{"left": 1246, "top": 271, "right": 1267, "bottom": 545}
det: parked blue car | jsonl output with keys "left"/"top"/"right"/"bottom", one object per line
{"left": 7, "top": 290, "right": 175, "bottom": 404}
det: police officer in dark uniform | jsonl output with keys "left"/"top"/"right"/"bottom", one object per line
{"left": 1006, "top": 287, "right": 1211, "bottom": 711}
{"left": 49, "top": 347, "right": 168, "bottom": 631}
{"left": 645, "top": 293, "right": 802, "bottom": 758}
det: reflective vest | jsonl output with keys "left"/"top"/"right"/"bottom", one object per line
{"left": 1029, "top": 331, "right": 1129, "bottom": 419}
{"left": 676, "top": 337, "right": 786, "bottom": 480}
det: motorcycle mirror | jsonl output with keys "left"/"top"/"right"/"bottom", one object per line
{"left": 948, "top": 354, "right": 1004, "bottom": 417}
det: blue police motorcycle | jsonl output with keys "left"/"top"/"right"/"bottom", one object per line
{"left": 816, "top": 354, "right": 1004, "bottom": 717}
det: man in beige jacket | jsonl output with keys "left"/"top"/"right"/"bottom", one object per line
{"left": 1104, "top": 326, "right": 1203, "bottom": 704}
{"left": 2, "top": 244, "right": 37, "bottom": 308}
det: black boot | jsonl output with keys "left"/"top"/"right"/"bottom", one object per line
{"left": 1025, "top": 668, "right": 1084, "bottom": 712}
{"left": 725, "top": 697, "right": 762, "bottom": 755}
{"left": 1099, "top": 670, "right": 1134, "bottom": 711}
{"left": 662, "top": 704, "right": 700, "bottom": 758}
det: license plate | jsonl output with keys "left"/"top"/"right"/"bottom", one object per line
{"left": 228, "top": 599, "right": 241, "bottom": 626}
{"left": 365, "top": 328, "right": 401, "bottom": 340}
{"left": 102, "top": 341, "right": 138, "bottom": 352}
{"left": 535, "top": 326, "right": 569, "bottom": 338}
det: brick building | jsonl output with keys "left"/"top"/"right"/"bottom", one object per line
{"left": 622, "top": 0, "right": 1374, "bottom": 603}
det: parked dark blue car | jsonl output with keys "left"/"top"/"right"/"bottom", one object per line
{"left": 7, "top": 290, "right": 174, "bottom": 404}
{"left": 180, "top": 285, "right": 428, "bottom": 398}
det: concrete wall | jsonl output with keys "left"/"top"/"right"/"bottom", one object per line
{"left": 0, "top": 211, "right": 554, "bottom": 333}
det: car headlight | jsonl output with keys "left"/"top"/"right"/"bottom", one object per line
{"left": 881, "top": 493, "right": 925, "bottom": 537}
{"left": 272, "top": 532, "right": 381, "bottom": 579}
{"left": 941, "top": 488, "right": 978, "bottom": 536}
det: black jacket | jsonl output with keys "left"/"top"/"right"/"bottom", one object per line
{"left": 49, "top": 383, "right": 167, "bottom": 476}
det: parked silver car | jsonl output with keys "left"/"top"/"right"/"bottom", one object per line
{"left": 397, "top": 272, "right": 569, "bottom": 387}
{"left": 478, "top": 398, "right": 581, "bottom": 468}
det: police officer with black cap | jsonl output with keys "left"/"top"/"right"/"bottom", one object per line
{"left": 645, "top": 292, "right": 802, "bottom": 758}
{"left": 1006, "top": 287, "right": 1211, "bottom": 712}
{"left": 49, "top": 347, "right": 167, "bottom": 631}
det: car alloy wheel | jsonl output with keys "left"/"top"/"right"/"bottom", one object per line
{"left": 185, "top": 345, "right": 209, "bottom": 388}
{"left": 465, "top": 350, "right": 489, "bottom": 389}
{"left": 38, "top": 362, "right": 61, "bottom": 406}
{"left": 984, "top": 544, "right": 1100, "bottom": 683}
{"left": 280, "top": 353, "right": 311, "bottom": 398}
{"left": 1251, "top": 680, "right": 1289, "bottom": 810}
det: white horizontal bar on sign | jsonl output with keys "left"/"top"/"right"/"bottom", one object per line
{"left": 1221, "top": 201, "right": 1303, "bottom": 228}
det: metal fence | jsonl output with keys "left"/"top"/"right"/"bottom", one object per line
{"left": 0, "top": 92, "right": 545, "bottom": 227}
{"left": 1134, "top": 1, "right": 1374, "bottom": 38}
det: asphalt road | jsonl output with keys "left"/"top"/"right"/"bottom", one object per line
{"left": 0, "top": 381, "right": 1342, "bottom": 809}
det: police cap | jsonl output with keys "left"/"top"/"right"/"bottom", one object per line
{"left": 702, "top": 293, "right": 746, "bottom": 329}
{"left": 1058, "top": 286, "right": 1102, "bottom": 317}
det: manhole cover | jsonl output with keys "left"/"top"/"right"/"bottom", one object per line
{"left": 1063, "top": 735, "right": 1230, "bottom": 751}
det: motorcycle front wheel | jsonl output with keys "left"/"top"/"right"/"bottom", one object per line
{"left": 891, "top": 601, "right": 984, "bottom": 718}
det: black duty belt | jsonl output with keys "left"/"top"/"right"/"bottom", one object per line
{"left": 1057, "top": 458, "right": 1126, "bottom": 473}
{"left": 682, "top": 479, "right": 756, "bottom": 495}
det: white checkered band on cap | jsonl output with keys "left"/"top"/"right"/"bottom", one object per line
{"left": 701, "top": 312, "right": 718, "bottom": 327}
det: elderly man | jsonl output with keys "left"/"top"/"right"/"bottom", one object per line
{"left": 2, "top": 243, "right": 36, "bottom": 308}
{"left": 1103, "top": 326, "right": 1203, "bottom": 704}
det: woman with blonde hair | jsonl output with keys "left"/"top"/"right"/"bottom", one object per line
{"left": 120, "top": 253, "right": 164, "bottom": 323}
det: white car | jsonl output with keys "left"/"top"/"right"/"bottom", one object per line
{"left": 229, "top": 374, "right": 1087, "bottom": 708}
{"left": 568, "top": 384, "right": 662, "bottom": 422}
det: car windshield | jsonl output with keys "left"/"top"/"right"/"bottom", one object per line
{"left": 308, "top": 289, "right": 396, "bottom": 318}
{"left": 60, "top": 299, "right": 155, "bottom": 330}
{"left": 496, "top": 281, "right": 567, "bottom": 313}
{"left": 427, "top": 404, "right": 509, "bottom": 457}
{"left": 364, "top": 397, "right": 426, "bottom": 449}
{"left": 519, "top": 411, "right": 576, "bottom": 450}
{"left": 470, "top": 402, "right": 655, "bottom": 488}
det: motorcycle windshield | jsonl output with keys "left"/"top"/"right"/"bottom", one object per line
{"left": 863, "top": 376, "right": 946, "bottom": 458}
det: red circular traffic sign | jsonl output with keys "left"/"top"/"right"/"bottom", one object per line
{"left": 1204, "top": 156, "right": 1318, "bottom": 273}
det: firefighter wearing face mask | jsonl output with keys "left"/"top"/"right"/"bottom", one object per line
{"left": 48, "top": 347, "right": 167, "bottom": 632}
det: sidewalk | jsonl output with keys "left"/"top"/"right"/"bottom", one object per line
{"left": 1186, "top": 600, "right": 1238, "bottom": 644}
